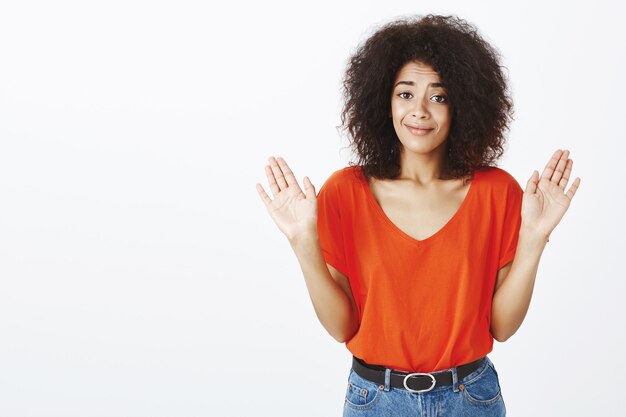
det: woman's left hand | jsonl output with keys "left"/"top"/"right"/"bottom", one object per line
{"left": 521, "top": 149, "right": 581, "bottom": 240}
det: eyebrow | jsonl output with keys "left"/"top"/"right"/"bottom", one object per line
{"left": 394, "top": 81, "right": 446, "bottom": 88}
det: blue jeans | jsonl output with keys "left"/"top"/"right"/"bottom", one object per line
{"left": 343, "top": 356, "right": 506, "bottom": 417}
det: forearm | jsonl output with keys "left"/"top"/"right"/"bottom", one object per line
{"left": 490, "top": 227, "right": 548, "bottom": 342}
{"left": 289, "top": 231, "right": 359, "bottom": 343}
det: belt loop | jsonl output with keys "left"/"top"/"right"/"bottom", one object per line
{"left": 384, "top": 367, "right": 391, "bottom": 391}
{"left": 451, "top": 365, "right": 459, "bottom": 392}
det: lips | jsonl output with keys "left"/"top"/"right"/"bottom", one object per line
{"left": 406, "top": 124, "right": 435, "bottom": 135}
{"left": 406, "top": 124, "right": 434, "bottom": 130}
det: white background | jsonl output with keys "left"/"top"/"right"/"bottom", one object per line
{"left": 1, "top": 1, "right": 624, "bottom": 416}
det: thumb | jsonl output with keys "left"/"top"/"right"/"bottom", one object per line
{"left": 525, "top": 170, "right": 538, "bottom": 194}
{"left": 303, "top": 176, "right": 316, "bottom": 199}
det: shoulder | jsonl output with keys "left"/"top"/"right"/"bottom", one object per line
{"left": 476, "top": 166, "right": 522, "bottom": 191}
{"left": 317, "top": 166, "right": 365, "bottom": 207}
{"left": 320, "top": 165, "right": 364, "bottom": 189}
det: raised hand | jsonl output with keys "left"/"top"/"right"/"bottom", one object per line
{"left": 256, "top": 156, "right": 318, "bottom": 241}
{"left": 521, "top": 149, "right": 581, "bottom": 240}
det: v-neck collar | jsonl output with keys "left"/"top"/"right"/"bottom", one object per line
{"left": 358, "top": 167, "right": 480, "bottom": 246}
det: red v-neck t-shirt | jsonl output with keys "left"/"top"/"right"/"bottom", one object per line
{"left": 316, "top": 165, "right": 523, "bottom": 373}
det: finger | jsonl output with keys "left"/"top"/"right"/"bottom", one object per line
{"left": 303, "top": 176, "right": 316, "bottom": 199}
{"left": 256, "top": 183, "right": 273, "bottom": 208}
{"left": 551, "top": 149, "right": 570, "bottom": 185}
{"left": 558, "top": 159, "right": 573, "bottom": 190}
{"left": 265, "top": 164, "right": 280, "bottom": 198}
{"left": 540, "top": 149, "right": 563, "bottom": 182}
{"left": 269, "top": 156, "right": 288, "bottom": 190}
{"left": 525, "top": 170, "right": 539, "bottom": 194}
{"left": 565, "top": 177, "right": 581, "bottom": 200}
{"left": 277, "top": 157, "right": 299, "bottom": 187}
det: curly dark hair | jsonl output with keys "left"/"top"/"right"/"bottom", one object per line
{"left": 338, "top": 14, "right": 514, "bottom": 181}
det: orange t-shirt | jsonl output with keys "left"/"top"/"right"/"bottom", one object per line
{"left": 316, "top": 165, "right": 523, "bottom": 373}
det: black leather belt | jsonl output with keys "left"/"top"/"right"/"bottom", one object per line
{"left": 352, "top": 355, "right": 484, "bottom": 393}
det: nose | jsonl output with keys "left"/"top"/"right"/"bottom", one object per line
{"left": 412, "top": 96, "right": 430, "bottom": 119}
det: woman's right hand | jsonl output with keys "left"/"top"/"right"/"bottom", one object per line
{"left": 256, "top": 156, "right": 318, "bottom": 242}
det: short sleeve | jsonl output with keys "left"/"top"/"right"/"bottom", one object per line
{"left": 316, "top": 171, "right": 349, "bottom": 276}
{"left": 498, "top": 176, "right": 524, "bottom": 269}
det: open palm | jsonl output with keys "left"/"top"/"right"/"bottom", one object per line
{"left": 256, "top": 156, "right": 318, "bottom": 241}
{"left": 521, "top": 149, "right": 581, "bottom": 239}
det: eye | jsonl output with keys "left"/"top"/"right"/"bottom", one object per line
{"left": 398, "top": 92, "right": 413, "bottom": 99}
{"left": 431, "top": 94, "right": 448, "bottom": 103}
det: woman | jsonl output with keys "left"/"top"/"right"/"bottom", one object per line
{"left": 256, "top": 14, "right": 580, "bottom": 417}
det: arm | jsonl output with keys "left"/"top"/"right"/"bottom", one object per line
{"left": 256, "top": 156, "right": 359, "bottom": 343}
{"left": 490, "top": 149, "right": 581, "bottom": 342}
{"left": 289, "top": 232, "right": 360, "bottom": 343}
{"left": 490, "top": 231, "right": 547, "bottom": 342}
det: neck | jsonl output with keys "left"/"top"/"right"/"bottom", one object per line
{"left": 398, "top": 146, "right": 448, "bottom": 184}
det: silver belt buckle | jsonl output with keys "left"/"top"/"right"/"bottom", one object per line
{"left": 403, "top": 372, "right": 437, "bottom": 393}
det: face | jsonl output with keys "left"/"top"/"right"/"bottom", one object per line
{"left": 390, "top": 60, "right": 451, "bottom": 158}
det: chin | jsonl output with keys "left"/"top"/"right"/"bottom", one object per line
{"left": 399, "top": 140, "right": 447, "bottom": 156}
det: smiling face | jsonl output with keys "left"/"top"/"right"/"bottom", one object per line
{"left": 390, "top": 60, "right": 451, "bottom": 160}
